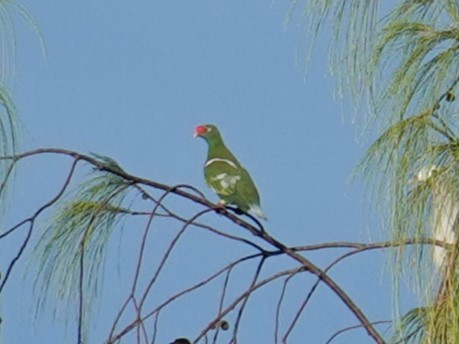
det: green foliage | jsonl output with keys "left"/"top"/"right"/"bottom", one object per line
{"left": 393, "top": 265, "right": 459, "bottom": 343}
{"left": 289, "top": 0, "right": 459, "bottom": 341}
{"left": 371, "top": 3, "right": 459, "bottom": 126}
{"left": 287, "top": 0, "right": 380, "bottom": 99}
{"left": 0, "top": 1, "right": 44, "bottom": 210}
{"left": 0, "top": 0, "right": 45, "bottom": 83}
{"left": 352, "top": 1, "right": 459, "bottom": 342}
{"left": 32, "top": 155, "right": 131, "bottom": 329}
{"left": 0, "top": 87, "right": 17, "bottom": 191}
{"left": 392, "top": 307, "right": 428, "bottom": 343}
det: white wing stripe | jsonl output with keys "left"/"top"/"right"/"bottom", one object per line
{"left": 205, "top": 158, "right": 237, "bottom": 169}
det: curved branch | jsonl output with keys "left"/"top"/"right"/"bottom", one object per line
{"left": 1, "top": 148, "right": 387, "bottom": 343}
{"left": 325, "top": 320, "right": 392, "bottom": 344}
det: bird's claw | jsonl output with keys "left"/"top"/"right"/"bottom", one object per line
{"left": 213, "top": 200, "right": 226, "bottom": 215}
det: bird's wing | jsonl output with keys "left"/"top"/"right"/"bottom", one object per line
{"left": 235, "top": 167, "right": 261, "bottom": 208}
{"left": 205, "top": 158, "right": 242, "bottom": 196}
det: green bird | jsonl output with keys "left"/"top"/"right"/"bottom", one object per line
{"left": 194, "top": 124, "right": 267, "bottom": 220}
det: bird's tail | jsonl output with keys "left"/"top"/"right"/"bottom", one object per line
{"left": 249, "top": 204, "right": 267, "bottom": 221}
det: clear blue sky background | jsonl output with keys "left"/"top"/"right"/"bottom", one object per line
{"left": 0, "top": 1, "right": 416, "bottom": 343}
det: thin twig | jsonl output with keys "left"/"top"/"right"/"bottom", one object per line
{"left": 325, "top": 320, "right": 392, "bottom": 344}
{"left": 0, "top": 158, "right": 79, "bottom": 293}
{"left": 231, "top": 256, "right": 266, "bottom": 342}
{"left": 274, "top": 269, "right": 305, "bottom": 344}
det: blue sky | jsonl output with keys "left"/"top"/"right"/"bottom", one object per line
{"left": 0, "top": 1, "right": 413, "bottom": 343}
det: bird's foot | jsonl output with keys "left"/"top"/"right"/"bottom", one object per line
{"left": 214, "top": 200, "right": 226, "bottom": 215}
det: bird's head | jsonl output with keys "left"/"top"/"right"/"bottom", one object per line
{"left": 194, "top": 124, "right": 220, "bottom": 142}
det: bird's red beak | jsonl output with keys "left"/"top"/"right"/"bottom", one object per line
{"left": 194, "top": 125, "right": 207, "bottom": 138}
